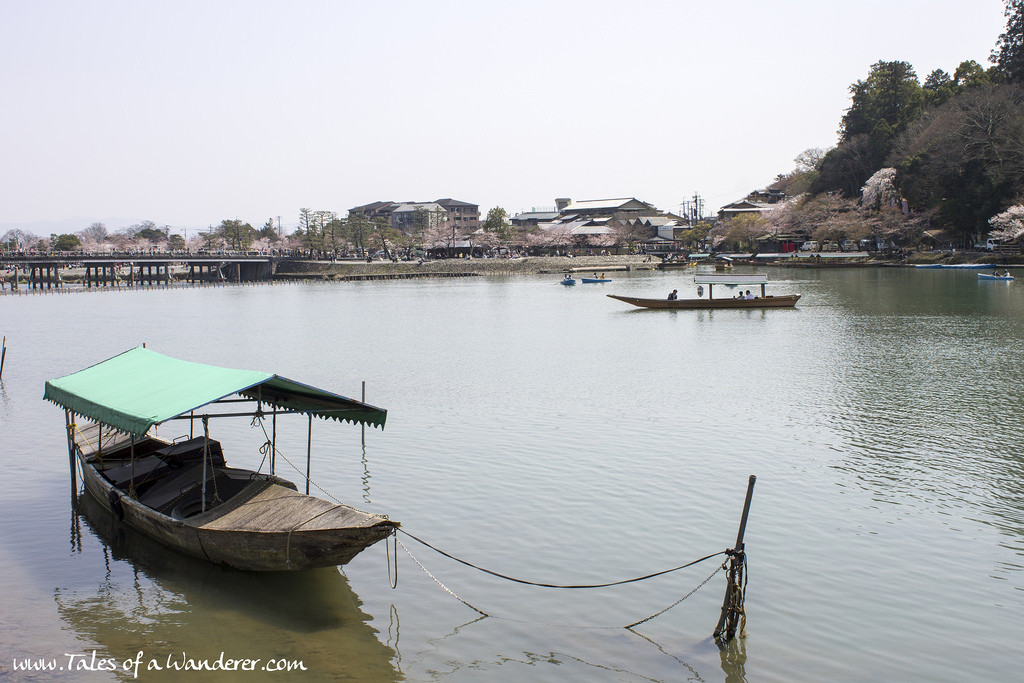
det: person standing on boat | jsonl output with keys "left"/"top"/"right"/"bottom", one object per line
{"left": 668, "top": 289, "right": 678, "bottom": 300}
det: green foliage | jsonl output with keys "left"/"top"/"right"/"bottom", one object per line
{"left": 50, "top": 233, "right": 82, "bottom": 251}
{"left": 923, "top": 69, "right": 955, "bottom": 107}
{"left": 992, "top": 0, "right": 1024, "bottom": 83}
{"left": 840, "top": 60, "right": 925, "bottom": 166}
{"left": 810, "top": 134, "right": 876, "bottom": 197}
{"left": 167, "top": 234, "right": 185, "bottom": 250}
{"left": 136, "top": 227, "right": 166, "bottom": 242}
{"left": 217, "top": 219, "right": 256, "bottom": 250}
{"left": 483, "top": 207, "right": 511, "bottom": 239}
{"left": 258, "top": 218, "right": 280, "bottom": 243}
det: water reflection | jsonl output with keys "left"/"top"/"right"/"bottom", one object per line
{"left": 60, "top": 492, "right": 399, "bottom": 680}
{"left": 718, "top": 638, "right": 747, "bottom": 683}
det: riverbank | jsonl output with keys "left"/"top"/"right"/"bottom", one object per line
{"left": 273, "top": 251, "right": 1023, "bottom": 281}
{"left": 4, "top": 251, "right": 1021, "bottom": 291}
{"left": 273, "top": 254, "right": 663, "bottom": 280}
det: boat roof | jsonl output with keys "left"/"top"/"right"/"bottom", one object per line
{"left": 43, "top": 347, "right": 387, "bottom": 436}
{"left": 693, "top": 273, "right": 769, "bottom": 285}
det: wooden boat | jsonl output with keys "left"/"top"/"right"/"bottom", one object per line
{"left": 978, "top": 273, "right": 1014, "bottom": 280}
{"left": 607, "top": 273, "right": 799, "bottom": 310}
{"left": 45, "top": 347, "right": 398, "bottom": 571}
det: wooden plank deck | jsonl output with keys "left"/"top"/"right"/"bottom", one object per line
{"left": 200, "top": 483, "right": 387, "bottom": 533}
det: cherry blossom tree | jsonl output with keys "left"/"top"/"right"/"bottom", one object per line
{"left": 861, "top": 167, "right": 899, "bottom": 211}
{"left": 988, "top": 204, "right": 1024, "bottom": 241}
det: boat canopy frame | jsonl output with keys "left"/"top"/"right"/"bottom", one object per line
{"left": 44, "top": 346, "right": 386, "bottom": 437}
{"left": 693, "top": 273, "right": 770, "bottom": 299}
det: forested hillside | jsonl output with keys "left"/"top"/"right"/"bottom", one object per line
{"left": 752, "top": 0, "right": 1024, "bottom": 248}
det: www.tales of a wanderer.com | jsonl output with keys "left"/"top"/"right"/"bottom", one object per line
{"left": 12, "top": 650, "right": 308, "bottom": 676}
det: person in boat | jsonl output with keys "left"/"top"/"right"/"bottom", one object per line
{"left": 744, "top": 290, "right": 754, "bottom": 300}
{"left": 668, "top": 289, "right": 678, "bottom": 300}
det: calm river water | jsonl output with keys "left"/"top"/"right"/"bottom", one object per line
{"left": 1, "top": 265, "right": 1022, "bottom": 681}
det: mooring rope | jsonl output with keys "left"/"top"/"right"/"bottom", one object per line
{"left": 245, "top": 415, "right": 730, "bottom": 626}
{"left": 397, "top": 528, "right": 727, "bottom": 589}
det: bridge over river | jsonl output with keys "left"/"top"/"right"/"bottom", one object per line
{"left": 0, "top": 253, "right": 280, "bottom": 290}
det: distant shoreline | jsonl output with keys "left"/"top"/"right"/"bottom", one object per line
{"left": 4, "top": 252, "right": 1021, "bottom": 292}
{"left": 273, "top": 252, "right": 1022, "bottom": 280}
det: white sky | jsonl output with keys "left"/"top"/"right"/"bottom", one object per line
{"left": 0, "top": 0, "right": 1010, "bottom": 233}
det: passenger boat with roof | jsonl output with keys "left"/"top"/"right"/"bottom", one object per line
{"left": 607, "top": 273, "right": 800, "bottom": 309}
{"left": 45, "top": 347, "right": 397, "bottom": 571}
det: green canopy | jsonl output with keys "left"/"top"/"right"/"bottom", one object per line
{"left": 44, "top": 347, "right": 386, "bottom": 436}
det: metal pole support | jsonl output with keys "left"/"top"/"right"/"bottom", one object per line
{"left": 714, "top": 474, "right": 756, "bottom": 642}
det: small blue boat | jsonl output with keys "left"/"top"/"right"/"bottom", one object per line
{"left": 580, "top": 278, "right": 612, "bottom": 283}
{"left": 914, "top": 264, "right": 944, "bottom": 269}
{"left": 978, "top": 273, "right": 1014, "bottom": 281}
{"left": 560, "top": 276, "right": 576, "bottom": 286}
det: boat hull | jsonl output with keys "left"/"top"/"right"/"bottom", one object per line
{"left": 978, "top": 274, "right": 1014, "bottom": 280}
{"left": 607, "top": 293, "right": 800, "bottom": 309}
{"left": 78, "top": 437, "right": 397, "bottom": 571}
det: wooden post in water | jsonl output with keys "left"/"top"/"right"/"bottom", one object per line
{"left": 64, "top": 409, "right": 77, "bottom": 497}
{"left": 270, "top": 410, "right": 277, "bottom": 476}
{"left": 306, "top": 413, "right": 313, "bottom": 495}
{"left": 0, "top": 335, "right": 6, "bottom": 380}
{"left": 714, "top": 474, "right": 756, "bottom": 644}
{"left": 361, "top": 380, "right": 366, "bottom": 447}
{"left": 201, "top": 416, "right": 210, "bottom": 514}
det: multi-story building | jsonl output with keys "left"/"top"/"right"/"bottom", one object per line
{"left": 434, "top": 198, "right": 480, "bottom": 233}
{"left": 349, "top": 198, "right": 479, "bottom": 234}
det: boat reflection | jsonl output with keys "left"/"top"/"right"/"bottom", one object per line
{"left": 57, "top": 492, "right": 399, "bottom": 680}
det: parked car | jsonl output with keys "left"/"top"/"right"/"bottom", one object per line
{"left": 840, "top": 239, "right": 858, "bottom": 251}
{"left": 975, "top": 238, "right": 1002, "bottom": 251}
{"left": 800, "top": 241, "right": 819, "bottom": 251}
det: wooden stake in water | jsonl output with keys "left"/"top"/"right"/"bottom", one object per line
{"left": 65, "top": 409, "right": 77, "bottom": 497}
{"left": 714, "top": 474, "right": 756, "bottom": 643}
{"left": 0, "top": 335, "right": 6, "bottom": 380}
{"left": 361, "top": 380, "right": 366, "bottom": 447}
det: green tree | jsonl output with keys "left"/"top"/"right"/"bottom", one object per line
{"left": 923, "top": 68, "right": 956, "bottom": 106}
{"left": 217, "top": 219, "right": 255, "bottom": 250}
{"left": 992, "top": 0, "right": 1024, "bottom": 83}
{"left": 953, "top": 60, "right": 991, "bottom": 88}
{"left": 810, "top": 134, "right": 877, "bottom": 197}
{"left": 840, "top": 60, "right": 925, "bottom": 166}
{"left": 346, "top": 210, "right": 371, "bottom": 256}
{"left": 50, "top": 233, "right": 82, "bottom": 251}
{"left": 258, "top": 218, "right": 280, "bottom": 243}
{"left": 483, "top": 207, "right": 512, "bottom": 240}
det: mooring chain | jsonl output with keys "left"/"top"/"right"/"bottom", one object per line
{"left": 396, "top": 536, "right": 489, "bottom": 616}
{"left": 625, "top": 560, "right": 728, "bottom": 629}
